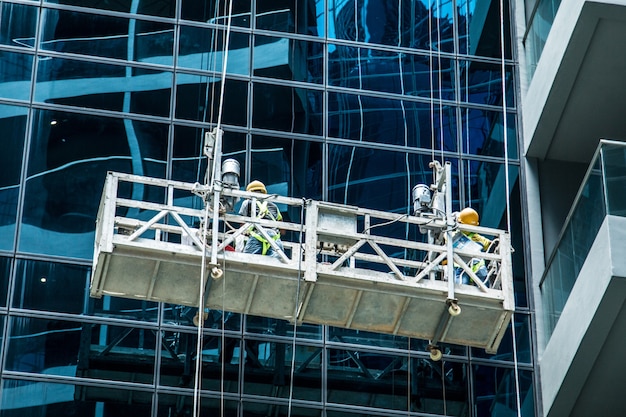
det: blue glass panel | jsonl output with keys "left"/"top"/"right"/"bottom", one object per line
{"left": 0, "top": 257, "right": 9, "bottom": 308}
{"left": 20, "top": 109, "right": 168, "bottom": 259}
{"left": 460, "top": 60, "right": 515, "bottom": 108}
{"left": 0, "top": 104, "right": 27, "bottom": 251}
{"left": 253, "top": 36, "right": 323, "bottom": 84}
{"left": 328, "top": 45, "right": 454, "bottom": 100}
{"left": 35, "top": 57, "right": 172, "bottom": 117}
{"left": 328, "top": 145, "right": 460, "bottom": 212}
{"left": 602, "top": 143, "right": 626, "bottom": 216}
{"left": 175, "top": 76, "right": 248, "bottom": 125}
{"left": 91, "top": 295, "right": 159, "bottom": 323}
{"left": 472, "top": 364, "right": 535, "bottom": 417}
{"left": 179, "top": 25, "right": 249, "bottom": 75}
{"left": 172, "top": 127, "right": 246, "bottom": 185}
{"left": 13, "top": 260, "right": 88, "bottom": 314}
{"left": 461, "top": 160, "right": 518, "bottom": 229}
{"left": 181, "top": 0, "right": 251, "bottom": 26}
{"left": 256, "top": 1, "right": 322, "bottom": 36}
{"left": 326, "top": 0, "right": 454, "bottom": 53}
{"left": 5, "top": 316, "right": 82, "bottom": 374}
{"left": 328, "top": 92, "right": 457, "bottom": 152}
{"left": 1, "top": 378, "right": 154, "bottom": 415}
{"left": 0, "top": 51, "right": 33, "bottom": 101}
{"left": 460, "top": 108, "right": 518, "bottom": 159}
{"left": 251, "top": 83, "right": 323, "bottom": 136}
{"left": 44, "top": 0, "right": 176, "bottom": 17}
{"left": 80, "top": 322, "right": 157, "bottom": 384}
{"left": 242, "top": 338, "right": 322, "bottom": 400}
{"left": 250, "top": 135, "right": 323, "bottom": 200}
{"left": 40, "top": 8, "right": 174, "bottom": 65}
{"left": 0, "top": 2, "right": 38, "bottom": 48}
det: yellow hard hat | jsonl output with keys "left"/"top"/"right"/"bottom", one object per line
{"left": 246, "top": 180, "right": 267, "bottom": 194}
{"left": 458, "top": 207, "right": 479, "bottom": 226}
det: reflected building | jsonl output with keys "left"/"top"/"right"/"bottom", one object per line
{"left": 0, "top": 1, "right": 534, "bottom": 416}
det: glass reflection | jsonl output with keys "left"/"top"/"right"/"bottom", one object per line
{"left": 0, "top": 104, "right": 27, "bottom": 251}
{"left": 251, "top": 135, "right": 322, "bottom": 200}
{"left": 460, "top": 61, "right": 515, "bottom": 108}
{"left": 2, "top": 377, "right": 153, "bottom": 416}
{"left": 0, "top": 257, "right": 9, "bottom": 308}
{"left": 181, "top": 0, "right": 252, "bottom": 25}
{"left": 328, "top": 91, "right": 457, "bottom": 151}
{"left": 253, "top": 35, "right": 323, "bottom": 84}
{"left": 13, "top": 260, "right": 88, "bottom": 314}
{"left": 0, "top": 2, "right": 38, "bottom": 48}
{"left": 0, "top": 51, "right": 33, "bottom": 101}
{"left": 461, "top": 160, "right": 518, "bottom": 229}
{"left": 327, "top": 0, "right": 454, "bottom": 53}
{"left": 41, "top": 9, "right": 174, "bottom": 64}
{"left": 252, "top": 83, "right": 323, "bottom": 136}
{"left": 5, "top": 316, "right": 82, "bottom": 375}
{"left": 20, "top": 110, "right": 167, "bottom": 259}
{"left": 328, "top": 145, "right": 460, "bottom": 212}
{"left": 78, "top": 322, "right": 156, "bottom": 384}
{"left": 44, "top": 0, "right": 177, "bottom": 17}
{"left": 91, "top": 295, "right": 160, "bottom": 323}
{"left": 460, "top": 108, "right": 518, "bottom": 159}
{"left": 329, "top": 46, "right": 454, "bottom": 101}
{"left": 256, "top": 1, "right": 321, "bottom": 36}
{"left": 243, "top": 339, "right": 322, "bottom": 401}
{"left": 35, "top": 57, "right": 172, "bottom": 117}
{"left": 159, "top": 394, "right": 239, "bottom": 417}
{"left": 175, "top": 77, "right": 248, "bottom": 125}
{"left": 179, "top": 25, "right": 249, "bottom": 75}
{"left": 159, "top": 328, "right": 240, "bottom": 393}
{"left": 472, "top": 364, "right": 534, "bottom": 417}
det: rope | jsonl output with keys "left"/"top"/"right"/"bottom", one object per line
{"left": 497, "top": 0, "right": 522, "bottom": 413}
{"left": 193, "top": 1, "right": 235, "bottom": 416}
{"left": 436, "top": 0, "right": 444, "bottom": 163}
{"left": 192, "top": 202, "right": 211, "bottom": 417}
{"left": 287, "top": 199, "right": 307, "bottom": 417}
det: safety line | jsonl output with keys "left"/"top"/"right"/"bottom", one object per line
{"left": 497, "top": 0, "right": 522, "bottom": 413}
{"left": 287, "top": 199, "right": 307, "bottom": 417}
{"left": 193, "top": 1, "right": 236, "bottom": 416}
{"left": 193, "top": 200, "right": 211, "bottom": 417}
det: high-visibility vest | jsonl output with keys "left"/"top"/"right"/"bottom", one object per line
{"left": 246, "top": 200, "right": 282, "bottom": 255}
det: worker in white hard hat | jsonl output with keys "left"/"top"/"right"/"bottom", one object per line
{"left": 238, "top": 180, "right": 284, "bottom": 258}
{"left": 453, "top": 207, "right": 493, "bottom": 286}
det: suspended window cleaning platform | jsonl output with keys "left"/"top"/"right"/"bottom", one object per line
{"left": 91, "top": 169, "right": 514, "bottom": 359}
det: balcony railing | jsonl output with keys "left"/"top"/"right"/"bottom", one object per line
{"left": 540, "top": 139, "right": 626, "bottom": 340}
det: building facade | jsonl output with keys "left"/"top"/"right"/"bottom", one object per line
{"left": 0, "top": 1, "right": 535, "bottom": 416}
{"left": 518, "top": 0, "right": 626, "bottom": 414}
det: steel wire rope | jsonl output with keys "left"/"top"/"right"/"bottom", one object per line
{"left": 436, "top": 0, "right": 445, "bottom": 163}
{"left": 193, "top": 1, "right": 236, "bottom": 416}
{"left": 287, "top": 198, "right": 308, "bottom": 417}
{"left": 344, "top": 1, "right": 365, "bottom": 205}
{"left": 427, "top": 2, "right": 435, "bottom": 161}
{"left": 196, "top": 0, "right": 222, "bottom": 185}
{"left": 497, "top": 0, "right": 522, "bottom": 413}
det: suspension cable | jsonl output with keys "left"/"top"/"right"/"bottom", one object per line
{"left": 497, "top": 0, "right": 522, "bottom": 413}
{"left": 193, "top": 1, "right": 235, "bottom": 416}
{"left": 287, "top": 199, "right": 307, "bottom": 417}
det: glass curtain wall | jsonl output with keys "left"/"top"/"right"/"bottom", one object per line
{"left": 0, "top": 0, "right": 532, "bottom": 416}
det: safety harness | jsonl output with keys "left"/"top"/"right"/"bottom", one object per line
{"left": 249, "top": 200, "right": 282, "bottom": 255}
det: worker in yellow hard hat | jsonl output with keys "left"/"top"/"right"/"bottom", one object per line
{"left": 453, "top": 207, "right": 494, "bottom": 286}
{"left": 457, "top": 208, "right": 492, "bottom": 250}
{"left": 238, "top": 180, "right": 284, "bottom": 258}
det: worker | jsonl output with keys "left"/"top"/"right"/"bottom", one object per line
{"left": 454, "top": 207, "right": 493, "bottom": 286}
{"left": 238, "top": 180, "right": 284, "bottom": 259}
